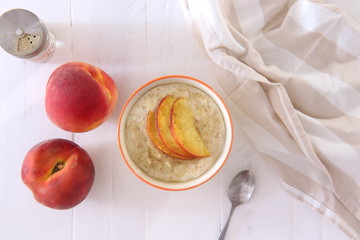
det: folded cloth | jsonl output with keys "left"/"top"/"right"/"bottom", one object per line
{"left": 183, "top": 0, "right": 360, "bottom": 238}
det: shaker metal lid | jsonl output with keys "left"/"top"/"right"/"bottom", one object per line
{"left": 0, "top": 9, "right": 46, "bottom": 58}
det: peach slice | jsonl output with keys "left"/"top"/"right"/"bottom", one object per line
{"left": 146, "top": 111, "right": 191, "bottom": 159}
{"left": 156, "top": 96, "right": 194, "bottom": 158}
{"left": 171, "top": 97, "right": 210, "bottom": 158}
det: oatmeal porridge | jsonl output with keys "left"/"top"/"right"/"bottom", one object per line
{"left": 125, "top": 82, "right": 226, "bottom": 182}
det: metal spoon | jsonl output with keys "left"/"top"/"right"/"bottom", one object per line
{"left": 217, "top": 170, "right": 255, "bottom": 240}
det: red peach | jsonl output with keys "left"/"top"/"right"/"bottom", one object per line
{"left": 21, "top": 138, "right": 95, "bottom": 209}
{"left": 45, "top": 62, "right": 118, "bottom": 132}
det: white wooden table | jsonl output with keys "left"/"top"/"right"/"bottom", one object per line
{"left": 0, "top": 1, "right": 357, "bottom": 239}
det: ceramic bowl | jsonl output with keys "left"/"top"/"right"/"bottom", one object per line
{"left": 118, "top": 75, "right": 233, "bottom": 191}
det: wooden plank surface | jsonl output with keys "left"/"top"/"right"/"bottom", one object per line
{"left": 0, "top": 0, "right": 355, "bottom": 239}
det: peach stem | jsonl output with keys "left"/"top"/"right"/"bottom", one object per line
{"left": 51, "top": 162, "right": 65, "bottom": 175}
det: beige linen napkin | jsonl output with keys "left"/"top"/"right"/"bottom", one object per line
{"left": 183, "top": 0, "right": 360, "bottom": 238}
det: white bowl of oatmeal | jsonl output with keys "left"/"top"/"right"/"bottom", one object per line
{"left": 118, "top": 75, "right": 233, "bottom": 191}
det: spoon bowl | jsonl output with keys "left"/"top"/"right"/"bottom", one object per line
{"left": 228, "top": 170, "right": 255, "bottom": 204}
{"left": 217, "top": 170, "right": 255, "bottom": 240}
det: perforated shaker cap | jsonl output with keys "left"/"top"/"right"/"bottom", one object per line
{"left": 0, "top": 9, "right": 47, "bottom": 58}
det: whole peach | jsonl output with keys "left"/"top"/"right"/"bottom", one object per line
{"left": 45, "top": 62, "right": 118, "bottom": 132}
{"left": 21, "top": 138, "right": 95, "bottom": 209}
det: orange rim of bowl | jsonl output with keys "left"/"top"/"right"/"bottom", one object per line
{"left": 117, "top": 75, "right": 233, "bottom": 191}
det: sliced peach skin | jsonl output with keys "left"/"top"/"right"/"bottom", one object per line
{"left": 156, "top": 96, "right": 194, "bottom": 158}
{"left": 171, "top": 97, "right": 210, "bottom": 158}
{"left": 146, "top": 111, "right": 192, "bottom": 159}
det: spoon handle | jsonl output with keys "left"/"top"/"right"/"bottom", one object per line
{"left": 217, "top": 205, "right": 236, "bottom": 240}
